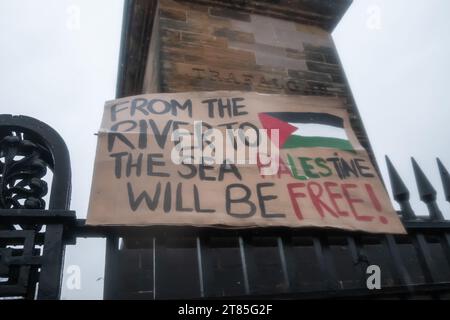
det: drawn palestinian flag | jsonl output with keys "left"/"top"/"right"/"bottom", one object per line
{"left": 258, "top": 112, "right": 354, "bottom": 152}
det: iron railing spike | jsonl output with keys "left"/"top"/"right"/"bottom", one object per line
{"left": 385, "top": 156, "right": 410, "bottom": 200}
{"left": 411, "top": 158, "right": 436, "bottom": 201}
{"left": 385, "top": 156, "right": 415, "bottom": 220}
{"left": 437, "top": 158, "right": 450, "bottom": 202}
{"left": 411, "top": 158, "right": 444, "bottom": 221}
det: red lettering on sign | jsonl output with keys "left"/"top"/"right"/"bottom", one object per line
{"left": 257, "top": 156, "right": 292, "bottom": 179}
{"left": 287, "top": 181, "right": 384, "bottom": 223}
{"left": 365, "top": 183, "right": 382, "bottom": 212}
{"left": 324, "top": 181, "right": 349, "bottom": 216}
{"left": 287, "top": 183, "right": 306, "bottom": 220}
{"left": 342, "top": 183, "right": 374, "bottom": 222}
{"left": 307, "top": 182, "right": 339, "bottom": 218}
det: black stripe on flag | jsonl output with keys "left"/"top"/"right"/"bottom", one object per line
{"left": 265, "top": 112, "right": 344, "bottom": 128}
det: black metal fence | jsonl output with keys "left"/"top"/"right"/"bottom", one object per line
{"left": 1, "top": 115, "right": 450, "bottom": 299}
{"left": 0, "top": 115, "right": 74, "bottom": 299}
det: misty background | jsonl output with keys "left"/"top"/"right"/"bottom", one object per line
{"left": 0, "top": 0, "right": 449, "bottom": 299}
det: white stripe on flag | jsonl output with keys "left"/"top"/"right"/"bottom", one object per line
{"left": 289, "top": 122, "right": 348, "bottom": 140}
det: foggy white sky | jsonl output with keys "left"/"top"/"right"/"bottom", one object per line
{"left": 0, "top": 0, "right": 124, "bottom": 299}
{"left": 334, "top": 0, "right": 450, "bottom": 216}
{"left": 1, "top": 0, "right": 449, "bottom": 299}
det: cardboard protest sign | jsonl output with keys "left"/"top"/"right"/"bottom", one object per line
{"left": 87, "top": 91, "right": 406, "bottom": 234}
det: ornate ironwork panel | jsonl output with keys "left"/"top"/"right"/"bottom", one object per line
{"left": 0, "top": 115, "right": 74, "bottom": 300}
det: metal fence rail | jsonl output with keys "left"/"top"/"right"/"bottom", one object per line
{"left": 1, "top": 115, "right": 450, "bottom": 299}
{"left": 0, "top": 115, "right": 74, "bottom": 299}
{"left": 99, "top": 158, "right": 450, "bottom": 299}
